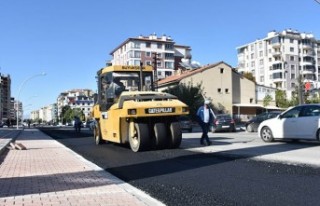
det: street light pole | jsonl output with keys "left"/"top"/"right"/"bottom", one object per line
{"left": 16, "top": 72, "right": 46, "bottom": 129}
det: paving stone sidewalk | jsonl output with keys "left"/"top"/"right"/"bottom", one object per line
{"left": 0, "top": 129, "right": 164, "bottom": 206}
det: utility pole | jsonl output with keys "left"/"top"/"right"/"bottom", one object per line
{"left": 139, "top": 61, "right": 144, "bottom": 91}
{"left": 298, "top": 74, "right": 304, "bottom": 105}
{"left": 152, "top": 52, "right": 160, "bottom": 91}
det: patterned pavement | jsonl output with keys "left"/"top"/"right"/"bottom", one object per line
{"left": 0, "top": 128, "right": 164, "bottom": 206}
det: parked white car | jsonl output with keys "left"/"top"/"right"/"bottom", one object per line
{"left": 258, "top": 104, "right": 320, "bottom": 142}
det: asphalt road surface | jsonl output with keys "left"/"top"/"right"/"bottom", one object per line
{"left": 40, "top": 127, "right": 320, "bottom": 206}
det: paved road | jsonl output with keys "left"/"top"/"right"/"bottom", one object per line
{"left": 40, "top": 127, "right": 320, "bottom": 206}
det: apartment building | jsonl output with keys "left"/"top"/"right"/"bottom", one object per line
{"left": 110, "top": 33, "right": 193, "bottom": 80}
{"left": 237, "top": 29, "right": 320, "bottom": 99}
{"left": 57, "top": 89, "right": 94, "bottom": 122}
{"left": 0, "top": 74, "right": 11, "bottom": 122}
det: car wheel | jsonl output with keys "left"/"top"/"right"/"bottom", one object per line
{"left": 94, "top": 122, "right": 104, "bottom": 145}
{"left": 246, "top": 124, "right": 254, "bottom": 132}
{"left": 260, "top": 126, "right": 274, "bottom": 142}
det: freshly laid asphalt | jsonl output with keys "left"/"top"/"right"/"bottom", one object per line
{"left": 0, "top": 128, "right": 165, "bottom": 206}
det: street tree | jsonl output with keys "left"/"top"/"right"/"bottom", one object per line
{"left": 275, "top": 89, "right": 289, "bottom": 108}
{"left": 263, "top": 94, "right": 273, "bottom": 107}
{"left": 243, "top": 72, "right": 256, "bottom": 83}
{"left": 163, "top": 82, "right": 204, "bottom": 120}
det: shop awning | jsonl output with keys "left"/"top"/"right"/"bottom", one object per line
{"left": 233, "top": 103, "right": 264, "bottom": 108}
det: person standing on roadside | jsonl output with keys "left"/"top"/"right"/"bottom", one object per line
{"left": 196, "top": 100, "right": 214, "bottom": 146}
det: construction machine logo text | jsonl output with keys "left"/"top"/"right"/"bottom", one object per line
{"left": 146, "top": 107, "right": 175, "bottom": 114}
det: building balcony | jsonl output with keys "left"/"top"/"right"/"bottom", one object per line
{"left": 301, "top": 61, "right": 314, "bottom": 66}
{"left": 302, "top": 44, "right": 313, "bottom": 49}
{"left": 272, "top": 51, "right": 281, "bottom": 57}
{"left": 271, "top": 78, "right": 285, "bottom": 84}
{"left": 303, "top": 74, "right": 316, "bottom": 82}
{"left": 271, "top": 42, "right": 281, "bottom": 48}
{"left": 302, "top": 69, "right": 314, "bottom": 75}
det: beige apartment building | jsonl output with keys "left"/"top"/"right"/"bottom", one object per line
{"left": 109, "top": 33, "right": 194, "bottom": 80}
{"left": 158, "top": 61, "right": 276, "bottom": 121}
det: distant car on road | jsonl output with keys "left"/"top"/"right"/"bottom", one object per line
{"left": 211, "top": 114, "right": 236, "bottom": 132}
{"left": 178, "top": 116, "right": 192, "bottom": 132}
{"left": 245, "top": 111, "right": 282, "bottom": 132}
{"left": 258, "top": 104, "right": 320, "bottom": 142}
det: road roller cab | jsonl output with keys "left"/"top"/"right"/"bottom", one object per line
{"left": 92, "top": 65, "right": 189, "bottom": 152}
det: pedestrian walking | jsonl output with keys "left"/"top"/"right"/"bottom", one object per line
{"left": 196, "top": 100, "right": 215, "bottom": 146}
{"left": 74, "top": 116, "right": 81, "bottom": 133}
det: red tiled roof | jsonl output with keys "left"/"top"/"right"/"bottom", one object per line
{"left": 158, "top": 61, "right": 229, "bottom": 86}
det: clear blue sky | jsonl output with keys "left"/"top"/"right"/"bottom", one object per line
{"left": 1, "top": 0, "right": 319, "bottom": 112}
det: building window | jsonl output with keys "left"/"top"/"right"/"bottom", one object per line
{"left": 290, "top": 39, "right": 294, "bottom": 43}
{"left": 165, "top": 62, "right": 173, "bottom": 69}
{"left": 165, "top": 71, "right": 172, "bottom": 77}
{"left": 251, "top": 53, "right": 254, "bottom": 59}
{"left": 165, "top": 44, "right": 173, "bottom": 50}
{"left": 290, "top": 56, "right": 294, "bottom": 61}
{"left": 146, "top": 61, "right": 152, "bottom": 66}
{"left": 133, "top": 42, "right": 140, "bottom": 49}
{"left": 220, "top": 68, "right": 224, "bottom": 73}
{"left": 165, "top": 53, "right": 174, "bottom": 59}
{"left": 250, "top": 98, "right": 253, "bottom": 103}
{"left": 290, "top": 47, "right": 294, "bottom": 52}
{"left": 217, "top": 88, "right": 221, "bottom": 93}
{"left": 259, "top": 51, "right": 263, "bottom": 57}
{"left": 146, "top": 52, "right": 151, "bottom": 57}
{"left": 134, "top": 51, "right": 141, "bottom": 58}
{"left": 146, "top": 42, "right": 151, "bottom": 48}
{"left": 259, "top": 59, "right": 264, "bottom": 66}
{"left": 157, "top": 43, "right": 162, "bottom": 49}
{"left": 225, "top": 88, "right": 229, "bottom": 93}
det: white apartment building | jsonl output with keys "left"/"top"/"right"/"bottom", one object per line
{"left": 110, "top": 33, "right": 193, "bottom": 80}
{"left": 237, "top": 29, "right": 320, "bottom": 99}
{"left": 30, "top": 104, "right": 57, "bottom": 124}
{"left": 57, "top": 89, "right": 94, "bottom": 122}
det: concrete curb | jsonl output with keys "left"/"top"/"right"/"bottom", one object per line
{"left": 0, "top": 129, "right": 23, "bottom": 155}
